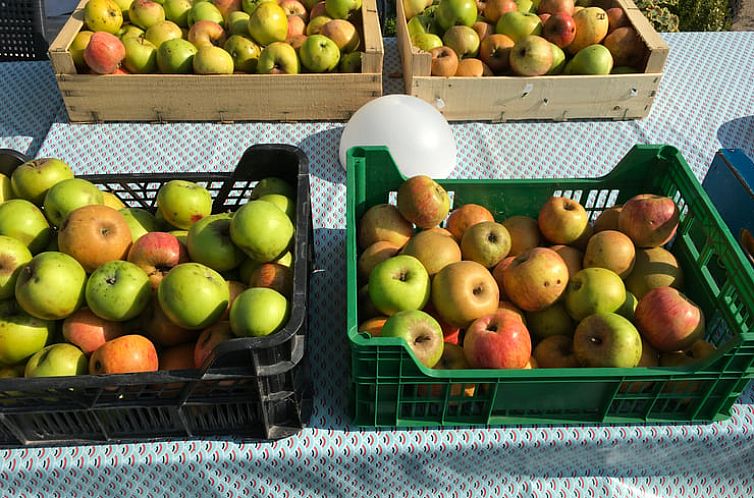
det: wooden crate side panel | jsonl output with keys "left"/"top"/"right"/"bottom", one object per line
{"left": 56, "top": 73, "right": 382, "bottom": 122}
{"left": 615, "top": 0, "right": 670, "bottom": 74}
{"left": 411, "top": 73, "right": 661, "bottom": 121}
{"left": 360, "top": 0, "right": 384, "bottom": 75}
{"left": 48, "top": 0, "right": 88, "bottom": 75}
{"left": 395, "top": 0, "right": 431, "bottom": 94}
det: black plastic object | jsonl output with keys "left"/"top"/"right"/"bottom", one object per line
{"left": 0, "top": 144, "right": 313, "bottom": 446}
{"left": 0, "top": 148, "right": 30, "bottom": 175}
{"left": 0, "top": 0, "right": 48, "bottom": 61}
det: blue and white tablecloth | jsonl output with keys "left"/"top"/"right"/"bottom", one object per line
{"left": 0, "top": 33, "right": 753, "bottom": 498}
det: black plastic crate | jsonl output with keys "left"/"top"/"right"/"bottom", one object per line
{"left": 0, "top": 0, "right": 48, "bottom": 61}
{"left": 0, "top": 144, "right": 313, "bottom": 446}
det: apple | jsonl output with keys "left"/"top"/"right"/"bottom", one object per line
{"left": 249, "top": 263, "right": 292, "bottom": 297}
{"left": 123, "top": 37, "right": 159, "bottom": 74}
{"left": 184, "top": 213, "right": 243, "bottom": 272}
{"left": 0, "top": 236, "right": 32, "bottom": 300}
{"left": 358, "top": 240, "right": 401, "bottom": 282}
{"left": 89, "top": 334, "right": 158, "bottom": 374}
{"left": 15, "top": 251, "right": 86, "bottom": 320}
{"left": 635, "top": 287, "right": 705, "bottom": 353}
{"left": 248, "top": 2, "right": 288, "bottom": 45}
{"left": 464, "top": 308, "right": 531, "bottom": 369}
{"left": 583, "top": 229, "right": 635, "bottom": 278}
{"left": 538, "top": 0, "right": 574, "bottom": 15}
{"left": 407, "top": 13, "right": 438, "bottom": 41}
{"left": 158, "top": 263, "right": 230, "bottom": 329}
{"left": 606, "top": 7, "right": 629, "bottom": 33}
{"left": 306, "top": 15, "right": 333, "bottom": 36}
{"left": 157, "top": 38, "right": 198, "bottom": 73}
{"left": 593, "top": 205, "right": 622, "bottom": 233}
{"left": 516, "top": 0, "right": 535, "bottom": 12}
{"left": 501, "top": 247, "right": 569, "bottom": 312}
{"left": 324, "top": 0, "right": 361, "bottom": 20}
{"left": 542, "top": 12, "right": 575, "bottom": 48}
{"left": 84, "top": 32, "right": 125, "bottom": 74}
{"left": 62, "top": 307, "right": 125, "bottom": 355}
{"left": 10, "top": 157, "right": 74, "bottom": 206}
{"left": 141, "top": 297, "right": 199, "bottom": 346}
{"left": 0, "top": 172, "right": 13, "bottom": 204}
{"left": 85, "top": 0, "right": 124, "bottom": 34}
{"left": 164, "top": 0, "right": 193, "bottom": 26}
{"left": 532, "top": 334, "right": 579, "bottom": 368}
{"left": 573, "top": 312, "right": 642, "bottom": 368}
{"left": 357, "top": 316, "right": 388, "bottom": 337}
{"left": 286, "top": 15, "right": 307, "bottom": 40}
{"left": 119, "top": 24, "right": 146, "bottom": 39}
{"left": 193, "top": 45, "right": 235, "bottom": 73}
{"left": 70, "top": 31, "right": 95, "bottom": 71}
{"left": 443, "top": 25, "right": 481, "bottom": 59}
{"left": 483, "top": 0, "right": 517, "bottom": 23}
{"left": 0, "top": 301, "right": 52, "bottom": 365}
{"left": 129, "top": 0, "right": 166, "bottom": 30}
{"left": 659, "top": 340, "right": 716, "bottom": 367}
{"left": 229, "top": 200, "right": 294, "bottom": 262}
{"left": 224, "top": 34, "right": 262, "bottom": 72}
{"left": 280, "top": 0, "right": 308, "bottom": 19}
{"left": 230, "top": 287, "right": 289, "bottom": 337}
{"left": 403, "top": 0, "right": 433, "bottom": 20}
{"left": 525, "top": 302, "right": 574, "bottom": 340}
{"left": 156, "top": 180, "right": 211, "bottom": 230}
{"left": 426, "top": 343, "right": 476, "bottom": 398}
{"left": 455, "top": 58, "right": 492, "bottom": 76}
{"left": 119, "top": 207, "right": 161, "bottom": 242}
{"left": 258, "top": 194, "right": 294, "bottom": 220}
{"left": 228, "top": 10, "right": 252, "bottom": 34}
{"left": 368, "top": 255, "right": 430, "bottom": 315}
{"left": 478, "top": 33, "right": 514, "bottom": 74}
{"left": 499, "top": 215, "right": 539, "bottom": 257}
{"left": 85, "top": 261, "right": 151, "bottom": 322}
{"left": 395, "top": 176, "right": 449, "bottom": 229}
{"left": 256, "top": 42, "right": 300, "bottom": 73}
{"left": 380, "top": 310, "right": 444, "bottom": 368}
{"left": 250, "top": 177, "right": 295, "bottom": 200}
{"left": 431, "top": 260, "right": 499, "bottom": 328}
{"left": 145, "top": 20, "right": 183, "bottom": 49}
{"left": 430, "top": 46, "right": 459, "bottom": 76}
{"left": 221, "top": 280, "right": 248, "bottom": 320}
{"left": 194, "top": 320, "right": 234, "bottom": 367}
{"left": 159, "top": 342, "right": 196, "bottom": 370}
{"left": 0, "top": 364, "right": 25, "bottom": 378}
{"left": 188, "top": 20, "right": 227, "bottom": 47}
{"left": 460, "top": 221, "right": 511, "bottom": 268}
{"left": 564, "top": 44, "right": 613, "bottom": 75}
{"left": 422, "top": 301, "right": 461, "bottom": 345}
{"left": 538, "top": 196, "right": 588, "bottom": 245}
{"left": 243, "top": 0, "right": 279, "bottom": 14}
{"left": 603, "top": 26, "right": 646, "bottom": 68}
{"left": 472, "top": 21, "right": 495, "bottom": 41}
{"left": 435, "top": 0, "right": 477, "bottom": 31}
{"left": 491, "top": 255, "right": 514, "bottom": 300}
{"left": 358, "top": 203, "right": 413, "bottom": 250}
{"left": 445, "top": 204, "right": 495, "bottom": 241}
{"left": 320, "top": 19, "right": 360, "bottom": 52}
{"left": 310, "top": 2, "right": 328, "bottom": 20}
{"left": 549, "top": 244, "right": 582, "bottom": 278}
{"left": 0, "top": 200, "right": 51, "bottom": 255}
{"left": 401, "top": 229, "right": 461, "bottom": 276}
{"left": 625, "top": 247, "right": 683, "bottom": 299}
{"left": 24, "top": 344, "right": 87, "bottom": 378}
{"left": 299, "top": 34, "right": 341, "bottom": 72}
{"left": 42, "top": 178, "right": 104, "bottom": 227}
{"left": 564, "top": 267, "right": 625, "bottom": 321}
{"left": 618, "top": 194, "right": 679, "bottom": 248}
{"left": 58, "top": 205, "right": 133, "bottom": 273}
{"left": 509, "top": 34, "right": 553, "bottom": 76}
{"left": 547, "top": 42, "right": 566, "bottom": 74}
{"left": 496, "top": 12, "right": 542, "bottom": 43}
{"left": 568, "top": 6, "right": 608, "bottom": 54}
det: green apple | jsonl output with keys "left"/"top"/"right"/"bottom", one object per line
{"left": 564, "top": 43, "right": 613, "bottom": 74}
{"left": 565, "top": 267, "right": 625, "bottom": 321}
{"left": 299, "top": 34, "right": 340, "bottom": 72}
{"left": 325, "top": 0, "right": 362, "bottom": 20}
{"left": 123, "top": 36, "right": 159, "bottom": 73}
{"left": 248, "top": 2, "right": 287, "bottom": 45}
{"left": 24, "top": 343, "right": 87, "bottom": 378}
{"left": 515, "top": 0, "right": 535, "bottom": 13}
{"left": 228, "top": 11, "right": 251, "bottom": 35}
{"left": 229, "top": 287, "right": 289, "bottom": 337}
{"left": 157, "top": 38, "right": 198, "bottom": 73}
{"left": 114, "top": 0, "right": 134, "bottom": 16}
{"left": 460, "top": 221, "right": 511, "bottom": 268}
{"left": 129, "top": 0, "right": 166, "bottom": 30}
{"left": 547, "top": 42, "right": 566, "bottom": 74}
{"left": 70, "top": 31, "right": 95, "bottom": 71}
{"left": 169, "top": 229, "right": 189, "bottom": 246}
{"left": 157, "top": 263, "right": 230, "bottom": 329}
{"left": 339, "top": 50, "right": 361, "bottom": 72}
{"left": 11, "top": 157, "right": 74, "bottom": 206}
{"left": 407, "top": 14, "right": 440, "bottom": 41}
{"left": 306, "top": 15, "right": 332, "bottom": 36}
{"left": 403, "top": 0, "right": 433, "bottom": 20}
{"left": 496, "top": 11, "right": 542, "bottom": 43}
{"left": 0, "top": 300, "right": 52, "bottom": 366}
{"left": 86, "top": 261, "right": 151, "bottom": 321}
{"left": 188, "top": 0, "right": 225, "bottom": 26}
{"left": 224, "top": 34, "right": 262, "bottom": 72}
{"left": 15, "top": 252, "right": 87, "bottom": 321}
{"left": 435, "top": 0, "right": 477, "bottom": 31}
{"left": 145, "top": 20, "right": 184, "bottom": 48}
{"left": 443, "top": 25, "right": 480, "bottom": 59}
{"left": 242, "top": 0, "right": 278, "bottom": 15}
{"left": 0, "top": 172, "right": 13, "bottom": 203}
{"left": 85, "top": 0, "right": 124, "bottom": 34}
{"left": 573, "top": 313, "right": 642, "bottom": 368}
{"left": 616, "top": 291, "right": 638, "bottom": 321}
{"left": 230, "top": 200, "right": 294, "bottom": 261}
{"left": 0, "top": 236, "right": 32, "bottom": 300}
{"left": 413, "top": 33, "right": 443, "bottom": 52}
{"left": 187, "top": 213, "right": 245, "bottom": 272}
{"left": 525, "top": 302, "right": 574, "bottom": 340}
{"left": 120, "top": 207, "right": 161, "bottom": 241}
{"left": 368, "top": 255, "right": 430, "bottom": 315}
{"left": 250, "top": 177, "right": 295, "bottom": 199}
{"left": 380, "top": 310, "right": 444, "bottom": 368}
{"left": 119, "top": 24, "right": 146, "bottom": 40}
{"left": 193, "top": 45, "right": 235, "bottom": 74}
{"left": 42, "top": 178, "right": 104, "bottom": 227}
{"left": 258, "top": 194, "right": 294, "bottom": 220}
{"left": 164, "top": 0, "right": 193, "bottom": 26}
{"left": 0, "top": 200, "right": 52, "bottom": 254}
{"left": 156, "top": 179, "right": 212, "bottom": 230}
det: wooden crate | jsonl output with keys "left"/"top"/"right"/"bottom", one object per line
{"left": 396, "top": 0, "right": 668, "bottom": 122}
{"left": 49, "top": 0, "right": 383, "bottom": 123}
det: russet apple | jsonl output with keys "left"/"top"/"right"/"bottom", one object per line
{"left": 593, "top": 204, "right": 622, "bottom": 233}
{"left": 358, "top": 240, "right": 401, "bottom": 281}
{"left": 533, "top": 334, "right": 579, "bottom": 368}
{"left": 573, "top": 313, "right": 642, "bottom": 368}
{"left": 479, "top": 33, "right": 514, "bottom": 74}
{"left": 446, "top": 204, "right": 495, "bottom": 241}
{"left": 603, "top": 27, "right": 646, "bottom": 68}
{"left": 538, "top": 196, "right": 589, "bottom": 245}
{"left": 473, "top": 21, "right": 495, "bottom": 41}
{"left": 549, "top": 244, "right": 582, "bottom": 278}
{"left": 401, "top": 229, "right": 462, "bottom": 276}
{"left": 491, "top": 255, "right": 515, "bottom": 301}
{"left": 606, "top": 7, "right": 629, "bottom": 33}
{"left": 430, "top": 46, "right": 459, "bottom": 76}
{"left": 431, "top": 260, "right": 499, "bottom": 328}
{"left": 635, "top": 287, "right": 705, "bottom": 353}
{"left": 396, "top": 175, "right": 450, "bottom": 229}
{"left": 460, "top": 221, "right": 511, "bottom": 268}
{"left": 89, "top": 334, "right": 159, "bottom": 374}
{"left": 58, "top": 205, "right": 133, "bottom": 273}
{"left": 501, "top": 247, "right": 569, "bottom": 312}
{"left": 464, "top": 308, "right": 531, "bottom": 369}
{"left": 501, "top": 215, "right": 540, "bottom": 256}
{"left": 625, "top": 247, "right": 684, "bottom": 299}
{"left": 358, "top": 203, "right": 413, "bottom": 250}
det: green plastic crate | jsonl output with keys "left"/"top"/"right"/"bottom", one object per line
{"left": 346, "top": 144, "right": 754, "bottom": 428}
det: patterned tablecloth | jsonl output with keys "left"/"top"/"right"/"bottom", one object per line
{"left": 1, "top": 33, "right": 754, "bottom": 498}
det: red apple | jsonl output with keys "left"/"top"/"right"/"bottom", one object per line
{"left": 127, "top": 231, "right": 190, "bottom": 289}
{"left": 159, "top": 342, "right": 196, "bottom": 370}
{"left": 483, "top": 0, "right": 517, "bottom": 23}
{"left": 606, "top": 7, "right": 629, "bottom": 33}
{"left": 618, "top": 194, "right": 680, "bottom": 248}
{"left": 542, "top": 12, "right": 576, "bottom": 48}
{"left": 635, "top": 287, "right": 705, "bottom": 353}
{"left": 89, "top": 335, "right": 158, "bottom": 374}
{"left": 62, "top": 307, "right": 126, "bottom": 355}
{"left": 446, "top": 204, "right": 495, "bottom": 242}
{"left": 463, "top": 308, "right": 532, "bottom": 369}
{"left": 84, "top": 31, "right": 126, "bottom": 74}
{"left": 501, "top": 247, "right": 569, "bottom": 312}
{"left": 142, "top": 298, "right": 200, "bottom": 347}
{"left": 422, "top": 301, "right": 461, "bottom": 345}
{"left": 249, "top": 262, "right": 292, "bottom": 297}
{"left": 396, "top": 175, "right": 450, "bottom": 229}
{"left": 194, "top": 320, "right": 233, "bottom": 368}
